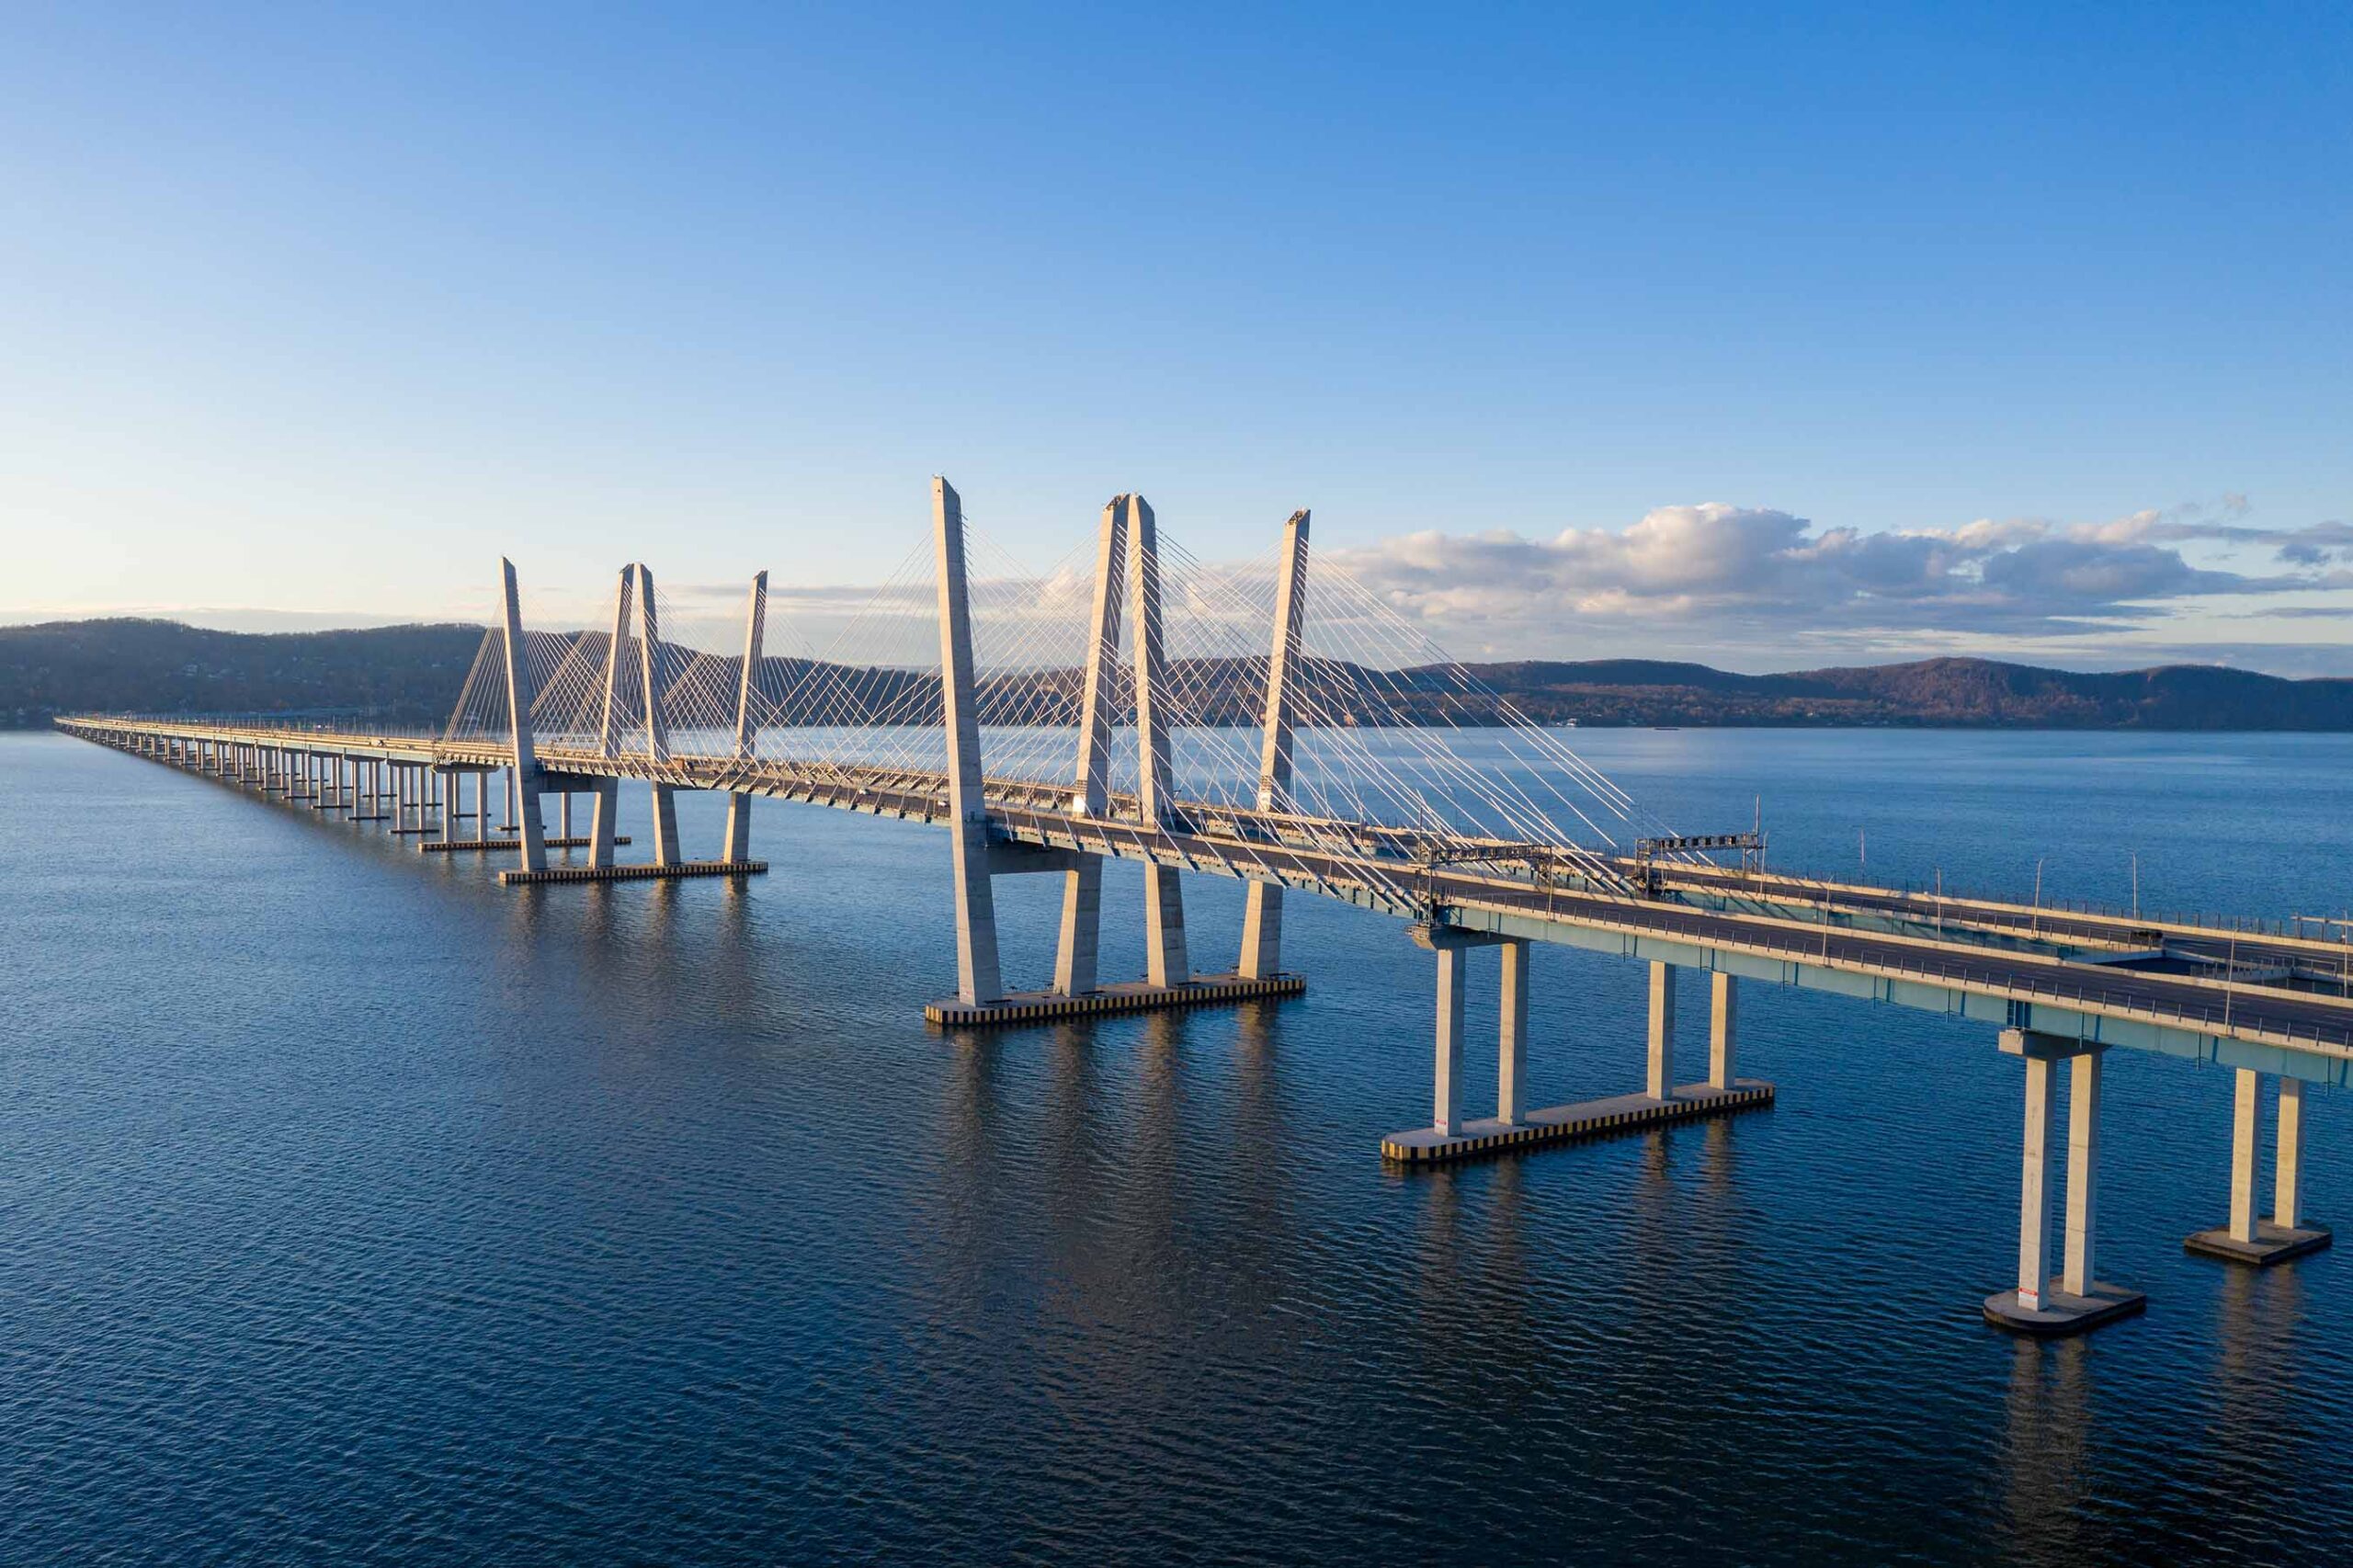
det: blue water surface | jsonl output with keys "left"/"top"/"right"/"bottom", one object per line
{"left": 4, "top": 728, "right": 2352, "bottom": 1565}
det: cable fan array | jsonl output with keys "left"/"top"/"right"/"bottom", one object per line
{"left": 443, "top": 510, "right": 1741, "bottom": 912}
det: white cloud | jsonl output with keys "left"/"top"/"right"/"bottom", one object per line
{"left": 1324, "top": 500, "right": 2349, "bottom": 660}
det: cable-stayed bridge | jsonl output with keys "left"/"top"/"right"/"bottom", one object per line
{"left": 58, "top": 478, "right": 2353, "bottom": 1338}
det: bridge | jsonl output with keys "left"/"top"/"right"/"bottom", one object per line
{"left": 57, "top": 478, "right": 2353, "bottom": 1338}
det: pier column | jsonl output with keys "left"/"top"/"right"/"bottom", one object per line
{"left": 558, "top": 789, "right": 573, "bottom": 841}
{"left": 1498, "top": 937, "right": 1529, "bottom": 1124}
{"left": 2230, "top": 1067, "right": 2260, "bottom": 1244}
{"left": 1709, "top": 971, "right": 1737, "bottom": 1091}
{"left": 1434, "top": 944, "right": 1466, "bottom": 1137}
{"left": 1985, "top": 1028, "right": 2142, "bottom": 1333}
{"left": 589, "top": 780, "right": 621, "bottom": 869}
{"left": 934, "top": 476, "right": 1005, "bottom": 1006}
{"left": 2063, "top": 1051, "right": 2103, "bottom": 1298}
{"left": 1239, "top": 508, "right": 1310, "bottom": 980}
{"left": 2187, "top": 1067, "right": 2331, "bottom": 1265}
{"left": 1052, "top": 498, "right": 1124, "bottom": 997}
{"left": 1406, "top": 923, "right": 1510, "bottom": 1146}
{"left": 2016, "top": 1053, "right": 2054, "bottom": 1312}
{"left": 1646, "top": 961, "right": 1676, "bottom": 1100}
{"left": 1053, "top": 865, "right": 1105, "bottom": 995}
{"left": 2276, "top": 1078, "right": 2304, "bottom": 1230}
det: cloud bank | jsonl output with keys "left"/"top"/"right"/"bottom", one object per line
{"left": 1327, "top": 500, "right": 2353, "bottom": 661}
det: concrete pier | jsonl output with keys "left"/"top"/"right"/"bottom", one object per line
{"left": 1434, "top": 942, "right": 1467, "bottom": 1136}
{"left": 1709, "top": 971, "right": 1737, "bottom": 1090}
{"left": 1414, "top": 924, "right": 1508, "bottom": 1137}
{"left": 2186, "top": 1068, "right": 2332, "bottom": 1265}
{"left": 1984, "top": 1030, "right": 2144, "bottom": 1335}
{"left": 1497, "top": 937, "right": 1529, "bottom": 1125}
{"left": 1392, "top": 935, "right": 1771, "bottom": 1165}
{"left": 1646, "top": 960, "right": 1676, "bottom": 1099}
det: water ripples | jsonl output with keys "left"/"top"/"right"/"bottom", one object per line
{"left": 5, "top": 731, "right": 2352, "bottom": 1564}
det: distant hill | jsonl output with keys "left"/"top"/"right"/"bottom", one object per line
{"left": 0, "top": 619, "right": 485, "bottom": 729}
{"left": 1444, "top": 656, "right": 2353, "bottom": 729}
{"left": 6, "top": 618, "right": 2350, "bottom": 731}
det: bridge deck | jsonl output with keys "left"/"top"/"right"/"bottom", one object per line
{"left": 60, "top": 716, "right": 2353, "bottom": 1076}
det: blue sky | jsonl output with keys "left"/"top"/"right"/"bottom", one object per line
{"left": 5, "top": 3, "right": 2349, "bottom": 671}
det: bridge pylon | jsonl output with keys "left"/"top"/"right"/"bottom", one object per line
{"left": 723, "top": 570, "right": 769, "bottom": 863}
{"left": 934, "top": 475, "right": 1008, "bottom": 1006}
{"left": 499, "top": 556, "right": 549, "bottom": 873}
{"left": 923, "top": 483, "right": 1305, "bottom": 1027}
{"left": 1238, "top": 508, "right": 1310, "bottom": 981}
{"left": 1050, "top": 495, "right": 1126, "bottom": 999}
{"left": 489, "top": 556, "right": 762, "bottom": 886}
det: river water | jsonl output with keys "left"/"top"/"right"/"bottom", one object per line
{"left": 5, "top": 728, "right": 2351, "bottom": 1565}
